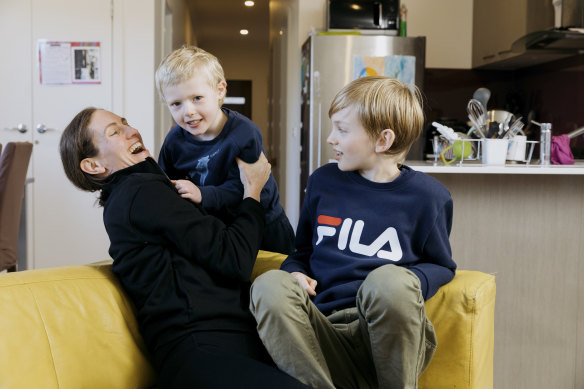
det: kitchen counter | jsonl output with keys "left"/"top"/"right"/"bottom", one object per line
{"left": 407, "top": 160, "right": 584, "bottom": 175}
{"left": 412, "top": 168, "right": 584, "bottom": 389}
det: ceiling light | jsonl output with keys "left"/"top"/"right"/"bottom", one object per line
{"left": 350, "top": 4, "right": 362, "bottom": 10}
{"left": 244, "top": 1, "right": 255, "bottom": 6}
{"left": 240, "top": 29, "right": 249, "bottom": 35}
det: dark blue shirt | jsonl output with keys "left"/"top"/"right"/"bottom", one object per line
{"left": 158, "top": 108, "right": 283, "bottom": 224}
{"left": 281, "top": 163, "right": 457, "bottom": 315}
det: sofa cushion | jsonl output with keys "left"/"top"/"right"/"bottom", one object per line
{"left": 0, "top": 253, "right": 495, "bottom": 389}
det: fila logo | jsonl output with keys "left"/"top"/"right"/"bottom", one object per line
{"left": 316, "top": 215, "right": 403, "bottom": 261}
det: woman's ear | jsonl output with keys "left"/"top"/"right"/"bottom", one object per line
{"left": 80, "top": 158, "right": 106, "bottom": 176}
{"left": 375, "top": 129, "right": 395, "bottom": 153}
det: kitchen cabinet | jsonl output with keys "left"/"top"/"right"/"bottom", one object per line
{"left": 472, "top": 0, "right": 555, "bottom": 68}
{"left": 407, "top": 0, "right": 474, "bottom": 69}
{"left": 408, "top": 0, "right": 580, "bottom": 69}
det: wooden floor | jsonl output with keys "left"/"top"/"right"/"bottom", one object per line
{"left": 429, "top": 173, "right": 584, "bottom": 389}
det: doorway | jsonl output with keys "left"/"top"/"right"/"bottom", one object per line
{"left": 224, "top": 79, "right": 253, "bottom": 120}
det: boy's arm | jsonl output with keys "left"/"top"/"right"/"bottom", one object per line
{"left": 406, "top": 200, "right": 457, "bottom": 301}
{"left": 199, "top": 130, "right": 264, "bottom": 212}
{"left": 199, "top": 165, "right": 246, "bottom": 211}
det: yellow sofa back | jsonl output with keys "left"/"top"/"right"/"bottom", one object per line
{"left": 0, "top": 262, "right": 156, "bottom": 389}
{"left": 0, "top": 251, "right": 495, "bottom": 389}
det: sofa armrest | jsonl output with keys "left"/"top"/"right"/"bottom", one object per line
{"left": 419, "top": 270, "right": 496, "bottom": 389}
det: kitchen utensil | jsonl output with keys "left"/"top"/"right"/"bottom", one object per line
{"left": 501, "top": 117, "right": 524, "bottom": 139}
{"left": 566, "top": 127, "right": 584, "bottom": 139}
{"left": 467, "top": 115, "right": 485, "bottom": 138}
{"left": 431, "top": 122, "right": 457, "bottom": 142}
{"left": 487, "top": 122, "right": 500, "bottom": 139}
{"left": 524, "top": 110, "right": 535, "bottom": 135}
{"left": 500, "top": 114, "right": 512, "bottom": 133}
{"left": 472, "top": 88, "right": 491, "bottom": 122}
{"left": 487, "top": 110, "right": 514, "bottom": 126}
{"left": 467, "top": 99, "right": 487, "bottom": 137}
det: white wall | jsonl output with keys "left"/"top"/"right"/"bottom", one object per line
{"left": 200, "top": 43, "right": 271, "bottom": 152}
{"left": 113, "top": 0, "right": 193, "bottom": 158}
{"left": 269, "top": 0, "right": 326, "bottom": 228}
{"left": 113, "top": 0, "right": 158, "bottom": 154}
{"left": 406, "top": 0, "right": 473, "bottom": 68}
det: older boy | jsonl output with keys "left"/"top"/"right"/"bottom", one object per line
{"left": 250, "top": 76, "right": 457, "bottom": 389}
{"left": 156, "top": 46, "right": 295, "bottom": 254}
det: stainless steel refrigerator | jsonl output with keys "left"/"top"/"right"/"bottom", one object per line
{"left": 300, "top": 33, "right": 426, "bottom": 203}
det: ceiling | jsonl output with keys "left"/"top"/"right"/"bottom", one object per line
{"left": 187, "top": 0, "right": 270, "bottom": 45}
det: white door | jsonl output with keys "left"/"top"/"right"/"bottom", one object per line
{"left": 0, "top": 0, "right": 112, "bottom": 269}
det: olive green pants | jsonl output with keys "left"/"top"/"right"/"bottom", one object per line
{"left": 249, "top": 265, "right": 437, "bottom": 389}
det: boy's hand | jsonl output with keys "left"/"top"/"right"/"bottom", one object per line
{"left": 291, "top": 272, "right": 318, "bottom": 296}
{"left": 236, "top": 152, "right": 271, "bottom": 202}
{"left": 172, "top": 179, "right": 202, "bottom": 204}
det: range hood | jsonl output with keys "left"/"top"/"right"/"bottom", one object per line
{"left": 476, "top": 0, "right": 584, "bottom": 70}
{"left": 512, "top": 28, "right": 584, "bottom": 51}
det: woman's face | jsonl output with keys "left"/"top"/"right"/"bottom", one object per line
{"left": 86, "top": 110, "right": 152, "bottom": 176}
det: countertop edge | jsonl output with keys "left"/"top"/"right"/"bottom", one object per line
{"left": 406, "top": 161, "right": 584, "bottom": 175}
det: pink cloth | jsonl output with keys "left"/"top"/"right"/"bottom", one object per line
{"left": 551, "top": 134, "right": 574, "bottom": 165}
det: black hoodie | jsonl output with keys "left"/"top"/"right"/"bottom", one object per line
{"left": 101, "top": 158, "right": 265, "bottom": 354}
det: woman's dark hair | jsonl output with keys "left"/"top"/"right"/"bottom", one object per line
{"left": 59, "top": 107, "right": 105, "bottom": 192}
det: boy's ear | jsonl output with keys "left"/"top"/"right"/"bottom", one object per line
{"left": 375, "top": 129, "right": 395, "bottom": 153}
{"left": 80, "top": 158, "right": 106, "bottom": 176}
{"left": 217, "top": 81, "right": 227, "bottom": 99}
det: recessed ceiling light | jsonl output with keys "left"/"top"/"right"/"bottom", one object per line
{"left": 244, "top": 1, "right": 255, "bottom": 6}
{"left": 240, "top": 29, "right": 249, "bottom": 35}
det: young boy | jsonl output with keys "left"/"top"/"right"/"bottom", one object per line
{"left": 155, "top": 46, "right": 295, "bottom": 254}
{"left": 250, "top": 76, "right": 457, "bottom": 389}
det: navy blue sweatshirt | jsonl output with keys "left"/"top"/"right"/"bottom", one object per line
{"left": 281, "top": 163, "right": 457, "bottom": 315}
{"left": 158, "top": 107, "right": 284, "bottom": 224}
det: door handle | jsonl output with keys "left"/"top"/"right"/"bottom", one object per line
{"left": 36, "top": 123, "right": 58, "bottom": 134}
{"left": 4, "top": 123, "right": 28, "bottom": 133}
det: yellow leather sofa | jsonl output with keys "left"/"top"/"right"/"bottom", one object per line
{"left": 0, "top": 251, "right": 495, "bottom": 389}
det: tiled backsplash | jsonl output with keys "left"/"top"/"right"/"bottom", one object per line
{"left": 423, "top": 54, "right": 584, "bottom": 158}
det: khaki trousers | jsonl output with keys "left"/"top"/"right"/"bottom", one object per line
{"left": 249, "top": 265, "right": 437, "bottom": 389}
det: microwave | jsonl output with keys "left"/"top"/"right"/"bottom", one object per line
{"left": 328, "top": 0, "right": 400, "bottom": 32}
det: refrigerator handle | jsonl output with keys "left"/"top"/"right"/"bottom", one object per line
{"left": 317, "top": 103, "right": 322, "bottom": 167}
{"left": 374, "top": 2, "right": 382, "bottom": 27}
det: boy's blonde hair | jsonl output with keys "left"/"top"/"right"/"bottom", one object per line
{"left": 329, "top": 76, "right": 424, "bottom": 160}
{"left": 155, "top": 45, "right": 226, "bottom": 105}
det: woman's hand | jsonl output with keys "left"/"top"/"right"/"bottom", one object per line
{"left": 236, "top": 152, "right": 271, "bottom": 202}
{"left": 291, "top": 272, "right": 318, "bottom": 296}
{"left": 172, "top": 179, "right": 202, "bottom": 204}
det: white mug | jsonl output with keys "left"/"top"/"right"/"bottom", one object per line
{"left": 481, "top": 139, "right": 509, "bottom": 165}
{"left": 506, "top": 135, "right": 527, "bottom": 161}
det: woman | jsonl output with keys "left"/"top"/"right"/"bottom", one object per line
{"left": 59, "top": 108, "right": 309, "bottom": 389}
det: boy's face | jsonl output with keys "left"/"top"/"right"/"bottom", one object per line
{"left": 328, "top": 105, "right": 378, "bottom": 173}
{"left": 163, "top": 74, "right": 226, "bottom": 140}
